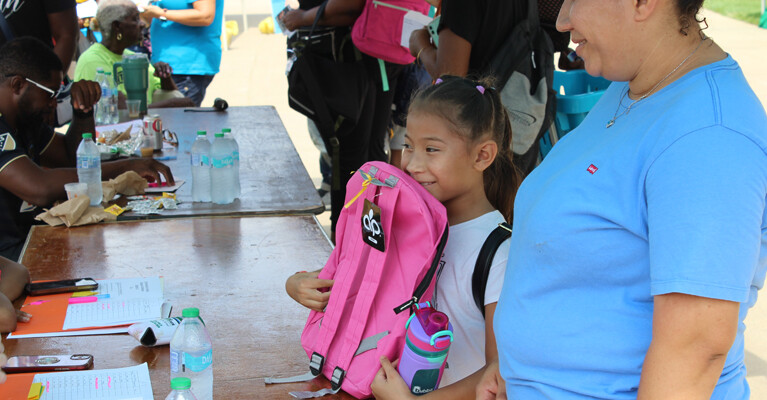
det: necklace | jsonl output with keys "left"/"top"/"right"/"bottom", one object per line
{"left": 606, "top": 37, "right": 708, "bottom": 128}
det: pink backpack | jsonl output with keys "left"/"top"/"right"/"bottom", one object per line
{"left": 293, "top": 162, "right": 448, "bottom": 398}
{"left": 351, "top": 0, "right": 432, "bottom": 65}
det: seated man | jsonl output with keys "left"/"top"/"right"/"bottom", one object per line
{"left": 0, "top": 37, "right": 175, "bottom": 261}
{"left": 0, "top": 256, "right": 31, "bottom": 333}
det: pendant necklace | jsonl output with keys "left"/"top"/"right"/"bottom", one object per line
{"left": 606, "top": 37, "right": 708, "bottom": 128}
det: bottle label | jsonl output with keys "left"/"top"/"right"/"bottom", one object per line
{"left": 212, "top": 156, "right": 232, "bottom": 169}
{"left": 170, "top": 349, "right": 181, "bottom": 373}
{"left": 202, "top": 155, "right": 210, "bottom": 166}
{"left": 184, "top": 349, "right": 212, "bottom": 372}
{"left": 77, "top": 155, "right": 99, "bottom": 169}
{"left": 192, "top": 154, "right": 210, "bottom": 167}
{"left": 233, "top": 151, "right": 239, "bottom": 162}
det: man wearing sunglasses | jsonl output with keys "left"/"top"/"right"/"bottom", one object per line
{"left": 0, "top": 37, "right": 175, "bottom": 261}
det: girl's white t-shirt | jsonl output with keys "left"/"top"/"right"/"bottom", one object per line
{"left": 432, "top": 210, "right": 509, "bottom": 386}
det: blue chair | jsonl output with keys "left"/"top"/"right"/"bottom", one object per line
{"left": 540, "top": 70, "right": 611, "bottom": 158}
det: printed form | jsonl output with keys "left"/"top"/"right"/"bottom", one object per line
{"left": 30, "top": 363, "right": 153, "bottom": 400}
{"left": 62, "top": 277, "right": 164, "bottom": 330}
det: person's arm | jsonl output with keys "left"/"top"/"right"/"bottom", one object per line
{"left": 371, "top": 303, "right": 500, "bottom": 400}
{"left": 278, "top": 0, "right": 365, "bottom": 31}
{"left": 153, "top": 62, "right": 177, "bottom": 91}
{"left": 47, "top": 7, "right": 79, "bottom": 71}
{"left": 637, "top": 293, "right": 739, "bottom": 399}
{"left": 0, "top": 256, "right": 30, "bottom": 301}
{"left": 0, "top": 292, "right": 17, "bottom": 332}
{"left": 40, "top": 81, "right": 102, "bottom": 168}
{"left": 143, "top": 0, "right": 217, "bottom": 27}
{"left": 149, "top": 97, "right": 196, "bottom": 108}
{"left": 409, "top": 27, "right": 471, "bottom": 79}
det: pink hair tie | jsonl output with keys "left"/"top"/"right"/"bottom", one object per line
{"left": 434, "top": 78, "right": 443, "bottom": 84}
{"left": 476, "top": 85, "right": 485, "bottom": 94}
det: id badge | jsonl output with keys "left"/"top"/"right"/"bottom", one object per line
{"left": 362, "top": 199, "right": 385, "bottom": 252}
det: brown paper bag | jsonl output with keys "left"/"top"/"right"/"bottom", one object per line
{"left": 102, "top": 171, "right": 148, "bottom": 201}
{"left": 35, "top": 196, "right": 116, "bottom": 227}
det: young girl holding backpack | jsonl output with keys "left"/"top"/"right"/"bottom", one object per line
{"left": 286, "top": 75, "right": 520, "bottom": 398}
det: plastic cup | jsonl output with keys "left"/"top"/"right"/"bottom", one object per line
{"left": 140, "top": 147, "right": 154, "bottom": 157}
{"left": 127, "top": 99, "right": 142, "bottom": 118}
{"left": 64, "top": 182, "right": 88, "bottom": 200}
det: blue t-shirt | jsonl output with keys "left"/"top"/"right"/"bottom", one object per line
{"left": 150, "top": 0, "right": 224, "bottom": 75}
{"left": 495, "top": 55, "right": 767, "bottom": 399}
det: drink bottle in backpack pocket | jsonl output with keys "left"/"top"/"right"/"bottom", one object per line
{"left": 398, "top": 302, "right": 453, "bottom": 395}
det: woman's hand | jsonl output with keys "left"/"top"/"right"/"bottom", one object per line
{"left": 280, "top": 9, "right": 309, "bottom": 32}
{"left": 153, "top": 62, "right": 173, "bottom": 79}
{"left": 285, "top": 271, "right": 333, "bottom": 312}
{"left": 142, "top": 4, "right": 165, "bottom": 20}
{"left": 476, "top": 360, "right": 507, "bottom": 400}
{"left": 370, "top": 356, "right": 415, "bottom": 400}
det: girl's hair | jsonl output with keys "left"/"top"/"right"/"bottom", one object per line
{"left": 408, "top": 75, "right": 521, "bottom": 223}
{"left": 95, "top": 0, "right": 137, "bottom": 41}
{"left": 674, "top": 0, "right": 705, "bottom": 36}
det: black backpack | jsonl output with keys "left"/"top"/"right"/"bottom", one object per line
{"left": 482, "top": 0, "right": 555, "bottom": 177}
{"left": 472, "top": 222, "right": 512, "bottom": 317}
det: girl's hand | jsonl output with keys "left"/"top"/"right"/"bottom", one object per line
{"left": 16, "top": 309, "right": 31, "bottom": 323}
{"left": 371, "top": 356, "right": 415, "bottom": 400}
{"left": 153, "top": 62, "right": 173, "bottom": 79}
{"left": 285, "top": 271, "right": 333, "bottom": 312}
{"left": 476, "top": 360, "right": 507, "bottom": 400}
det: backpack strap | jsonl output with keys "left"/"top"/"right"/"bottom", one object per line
{"left": 472, "top": 222, "right": 512, "bottom": 318}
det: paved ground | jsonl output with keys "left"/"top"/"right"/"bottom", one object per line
{"left": 204, "top": 5, "right": 767, "bottom": 396}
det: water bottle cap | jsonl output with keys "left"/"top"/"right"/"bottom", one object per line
{"left": 82, "top": 133, "right": 92, "bottom": 139}
{"left": 222, "top": 128, "right": 231, "bottom": 133}
{"left": 197, "top": 130, "right": 207, "bottom": 136}
{"left": 425, "top": 312, "right": 448, "bottom": 334}
{"left": 214, "top": 133, "right": 224, "bottom": 138}
{"left": 105, "top": 71, "right": 112, "bottom": 75}
{"left": 181, "top": 308, "right": 200, "bottom": 318}
{"left": 170, "top": 377, "right": 192, "bottom": 390}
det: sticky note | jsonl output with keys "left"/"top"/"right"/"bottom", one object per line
{"left": 71, "top": 291, "right": 98, "bottom": 297}
{"left": 28, "top": 383, "right": 43, "bottom": 400}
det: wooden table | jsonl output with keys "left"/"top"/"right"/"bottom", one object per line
{"left": 118, "top": 106, "right": 324, "bottom": 220}
{"left": 4, "top": 216, "right": 354, "bottom": 399}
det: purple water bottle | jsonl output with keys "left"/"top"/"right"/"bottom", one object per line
{"left": 398, "top": 302, "right": 453, "bottom": 395}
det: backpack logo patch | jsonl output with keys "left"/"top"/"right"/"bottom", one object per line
{"left": 0, "top": 132, "right": 15, "bottom": 151}
{"left": 362, "top": 199, "right": 385, "bottom": 252}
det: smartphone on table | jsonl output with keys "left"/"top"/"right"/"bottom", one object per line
{"left": 2, "top": 354, "right": 94, "bottom": 373}
{"left": 25, "top": 278, "right": 98, "bottom": 296}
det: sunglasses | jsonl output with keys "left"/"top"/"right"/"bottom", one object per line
{"left": 25, "top": 77, "right": 61, "bottom": 99}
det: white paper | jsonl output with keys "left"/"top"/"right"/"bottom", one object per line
{"left": 76, "top": 0, "right": 98, "bottom": 18}
{"left": 92, "top": 277, "right": 164, "bottom": 299}
{"left": 63, "top": 299, "right": 164, "bottom": 330}
{"left": 400, "top": 11, "right": 432, "bottom": 48}
{"left": 7, "top": 327, "right": 128, "bottom": 339}
{"left": 95, "top": 120, "right": 144, "bottom": 139}
{"left": 32, "top": 363, "right": 153, "bottom": 400}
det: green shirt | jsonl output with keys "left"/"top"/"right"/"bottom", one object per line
{"left": 74, "top": 43, "right": 162, "bottom": 104}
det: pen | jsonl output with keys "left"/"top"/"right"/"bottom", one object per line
{"left": 69, "top": 296, "right": 98, "bottom": 304}
{"left": 154, "top": 156, "right": 177, "bottom": 161}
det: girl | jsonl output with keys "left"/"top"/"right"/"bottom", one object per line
{"left": 287, "top": 75, "right": 520, "bottom": 399}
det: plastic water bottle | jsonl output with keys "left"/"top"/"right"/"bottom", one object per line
{"left": 170, "top": 308, "right": 213, "bottom": 400}
{"left": 221, "top": 128, "right": 240, "bottom": 198}
{"left": 398, "top": 303, "right": 453, "bottom": 395}
{"left": 76, "top": 133, "right": 103, "bottom": 206}
{"left": 210, "top": 132, "right": 234, "bottom": 204}
{"left": 94, "top": 69, "right": 105, "bottom": 125}
{"left": 104, "top": 71, "right": 118, "bottom": 124}
{"left": 191, "top": 131, "right": 212, "bottom": 202}
{"left": 165, "top": 377, "right": 198, "bottom": 400}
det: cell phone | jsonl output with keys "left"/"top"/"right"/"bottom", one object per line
{"left": 25, "top": 278, "right": 99, "bottom": 296}
{"left": 427, "top": 15, "right": 440, "bottom": 48}
{"left": 2, "top": 354, "right": 94, "bottom": 373}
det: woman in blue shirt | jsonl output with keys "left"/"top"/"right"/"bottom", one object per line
{"left": 142, "top": 0, "right": 223, "bottom": 106}
{"left": 479, "top": 0, "right": 767, "bottom": 399}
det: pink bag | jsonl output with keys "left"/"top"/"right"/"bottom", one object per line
{"left": 300, "top": 162, "right": 448, "bottom": 398}
{"left": 351, "top": 0, "right": 431, "bottom": 65}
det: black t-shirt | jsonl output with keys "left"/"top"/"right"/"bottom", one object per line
{"left": 439, "top": 0, "right": 527, "bottom": 75}
{"left": 0, "top": 116, "right": 55, "bottom": 259}
{"left": 0, "top": 0, "right": 76, "bottom": 46}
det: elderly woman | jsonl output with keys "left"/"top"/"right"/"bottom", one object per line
{"left": 478, "top": 0, "right": 767, "bottom": 399}
{"left": 74, "top": 0, "right": 192, "bottom": 109}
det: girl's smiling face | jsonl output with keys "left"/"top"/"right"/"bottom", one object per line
{"left": 402, "top": 111, "right": 484, "bottom": 208}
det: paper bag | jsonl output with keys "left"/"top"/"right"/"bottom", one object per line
{"left": 35, "top": 196, "right": 116, "bottom": 227}
{"left": 102, "top": 171, "right": 148, "bottom": 201}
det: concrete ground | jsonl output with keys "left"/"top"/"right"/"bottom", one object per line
{"left": 205, "top": 4, "right": 767, "bottom": 396}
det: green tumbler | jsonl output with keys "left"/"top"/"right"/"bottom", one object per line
{"left": 113, "top": 54, "right": 149, "bottom": 113}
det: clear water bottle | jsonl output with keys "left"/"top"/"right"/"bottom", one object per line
{"left": 76, "top": 133, "right": 103, "bottom": 206}
{"left": 94, "top": 69, "right": 105, "bottom": 125}
{"left": 191, "top": 131, "right": 212, "bottom": 202}
{"left": 165, "top": 377, "right": 198, "bottom": 400}
{"left": 170, "top": 308, "right": 213, "bottom": 400}
{"left": 210, "top": 132, "right": 234, "bottom": 204}
{"left": 222, "top": 128, "right": 240, "bottom": 198}
{"left": 104, "top": 71, "right": 118, "bottom": 124}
